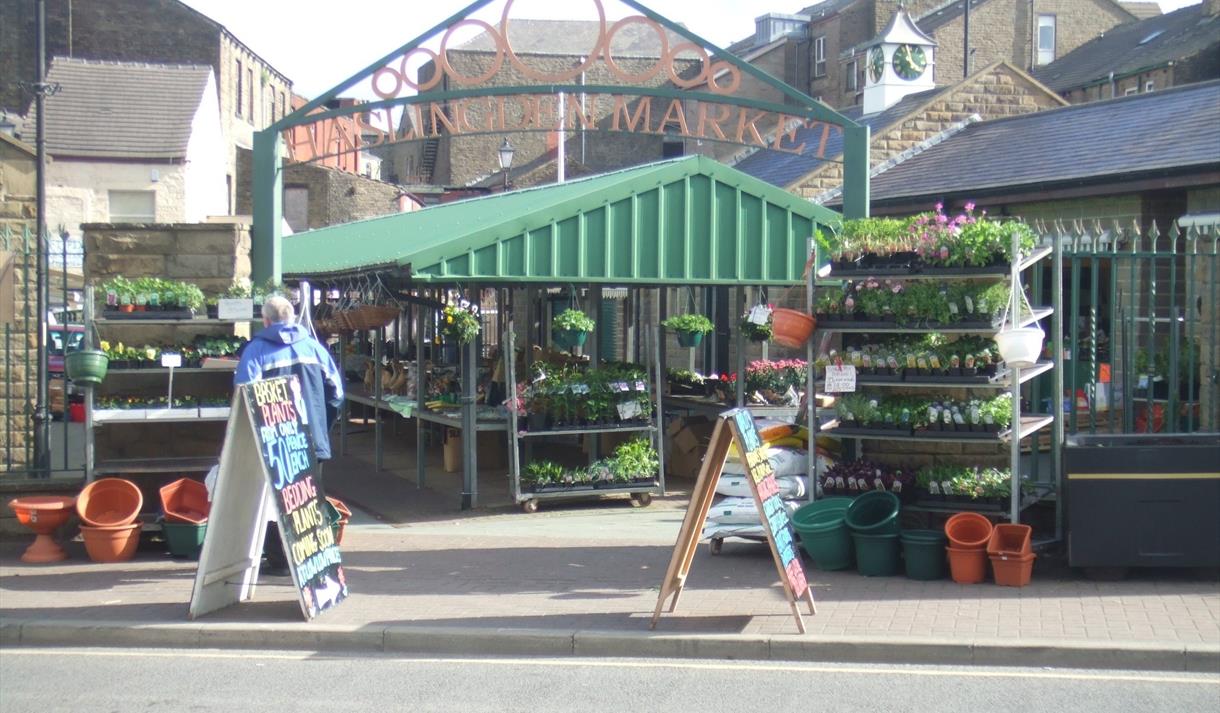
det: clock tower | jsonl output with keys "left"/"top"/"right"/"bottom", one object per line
{"left": 861, "top": 6, "right": 936, "bottom": 116}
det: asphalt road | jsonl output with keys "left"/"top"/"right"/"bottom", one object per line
{"left": 1, "top": 648, "right": 1216, "bottom": 713}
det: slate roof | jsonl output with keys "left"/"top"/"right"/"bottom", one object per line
{"left": 41, "top": 58, "right": 212, "bottom": 160}
{"left": 1032, "top": 5, "right": 1220, "bottom": 93}
{"left": 733, "top": 85, "right": 949, "bottom": 188}
{"left": 916, "top": 0, "right": 994, "bottom": 33}
{"left": 863, "top": 80, "right": 1220, "bottom": 203}
{"left": 457, "top": 19, "right": 687, "bottom": 56}
{"left": 1119, "top": 2, "right": 1162, "bottom": 20}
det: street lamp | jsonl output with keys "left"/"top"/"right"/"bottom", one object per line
{"left": 497, "top": 137, "right": 514, "bottom": 191}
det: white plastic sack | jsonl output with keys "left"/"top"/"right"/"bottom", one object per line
{"left": 722, "top": 447, "right": 810, "bottom": 476}
{"left": 716, "top": 473, "right": 807, "bottom": 500}
{"left": 705, "top": 496, "right": 799, "bottom": 524}
{"left": 701, "top": 522, "right": 766, "bottom": 540}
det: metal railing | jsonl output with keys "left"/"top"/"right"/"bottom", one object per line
{"left": 1033, "top": 219, "right": 1218, "bottom": 435}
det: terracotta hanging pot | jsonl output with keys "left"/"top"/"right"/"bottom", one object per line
{"left": 770, "top": 309, "right": 816, "bottom": 348}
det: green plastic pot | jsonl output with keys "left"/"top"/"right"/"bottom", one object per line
{"left": 552, "top": 328, "right": 589, "bottom": 350}
{"left": 65, "top": 349, "right": 109, "bottom": 386}
{"left": 901, "top": 529, "right": 948, "bottom": 580}
{"left": 792, "top": 497, "right": 854, "bottom": 570}
{"left": 852, "top": 532, "right": 901, "bottom": 576}
{"left": 163, "top": 522, "right": 206, "bottom": 559}
{"left": 845, "top": 490, "right": 901, "bottom": 535}
{"left": 675, "top": 330, "right": 704, "bottom": 348}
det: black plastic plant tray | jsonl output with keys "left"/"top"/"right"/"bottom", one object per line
{"left": 102, "top": 309, "right": 195, "bottom": 320}
{"left": 829, "top": 426, "right": 915, "bottom": 438}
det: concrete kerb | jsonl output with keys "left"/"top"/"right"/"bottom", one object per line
{"left": 3, "top": 618, "right": 1215, "bottom": 672}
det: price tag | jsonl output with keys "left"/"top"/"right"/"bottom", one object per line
{"left": 217, "top": 298, "right": 254, "bottom": 320}
{"left": 160, "top": 352, "right": 182, "bottom": 368}
{"left": 824, "top": 364, "right": 857, "bottom": 393}
{"left": 634, "top": 380, "right": 647, "bottom": 392}
{"left": 747, "top": 305, "right": 771, "bottom": 325}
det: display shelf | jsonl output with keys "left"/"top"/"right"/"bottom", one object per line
{"left": 820, "top": 414, "right": 1054, "bottom": 443}
{"left": 417, "top": 409, "right": 509, "bottom": 432}
{"left": 818, "top": 246, "right": 1054, "bottom": 282}
{"left": 517, "top": 423, "right": 657, "bottom": 437}
{"left": 817, "top": 361, "right": 1054, "bottom": 390}
{"left": 815, "top": 308, "right": 1052, "bottom": 334}
{"left": 665, "top": 395, "right": 805, "bottom": 420}
{"left": 94, "top": 317, "right": 256, "bottom": 325}
{"left": 106, "top": 367, "right": 236, "bottom": 374}
{"left": 93, "top": 456, "right": 218, "bottom": 475}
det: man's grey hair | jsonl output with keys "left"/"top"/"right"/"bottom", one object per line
{"left": 262, "top": 294, "right": 295, "bottom": 324}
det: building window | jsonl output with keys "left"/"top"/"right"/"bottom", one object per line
{"left": 235, "top": 60, "right": 243, "bottom": 117}
{"left": 1124, "top": 87, "right": 1139, "bottom": 96}
{"left": 845, "top": 59, "right": 858, "bottom": 92}
{"left": 814, "top": 36, "right": 826, "bottom": 77}
{"left": 1145, "top": 80, "right": 1154, "bottom": 92}
{"left": 246, "top": 67, "right": 255, "bottom": 120}
{"left": 1037, "top": 15, "right": 1056, "bottom": 65}
{"left": 108, "top": 190, "right": 156, "bottom": 223}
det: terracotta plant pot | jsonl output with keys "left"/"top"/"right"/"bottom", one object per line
{"left": 947, "top": 545, "right": 988, "bottom": 584}
{"left": 324, "top": 496, "right": 352, "bottom": 545}
{"left": 159, "top": 477, "right": 210, "bottom": 525}
{"left": 80, "top": 522, "right": 142, "bottom": 563}
{"left": 8, "top": 496, "right": 76, "bottom": 563}
{"left": 987, "top": 523, "right": 1032, "bottom": 556}
{"left": 990, "top": 551, "right": 1036, "bottom": 587}
{"left": 76, "top": 478, "right": 143, "bottom": 527}
{"left": 770, "top": 308, "right": 816, "bottom": 348}
{"left": 944, "top": 511, "right": 994, "bottom": 549}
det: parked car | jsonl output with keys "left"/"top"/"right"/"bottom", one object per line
{"left": 48, "top": 325, "right": 85, "bottom": 417}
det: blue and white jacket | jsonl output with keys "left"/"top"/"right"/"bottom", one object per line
{"left": 235, "top": 322, "right": 344, "bottom": 460}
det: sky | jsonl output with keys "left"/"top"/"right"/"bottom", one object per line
{"left": 178, "top": 0, "right": 1202, "bottom": 100}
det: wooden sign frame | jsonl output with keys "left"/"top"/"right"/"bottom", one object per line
{"left": 650, "top": 409, "right": 816, "bottom": 633}
{"left": 189, "top": 377, "right": 347, "bottom": 621}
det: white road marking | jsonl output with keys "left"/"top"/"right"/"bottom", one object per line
{"left": 3, "top": 648, "right": 1217, "bottom": 685}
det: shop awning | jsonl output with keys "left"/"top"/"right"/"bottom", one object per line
{"left": 283, "top": 155, "right": 839, "bottom": 285}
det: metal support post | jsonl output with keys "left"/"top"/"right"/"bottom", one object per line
{"left": 374, "top": 326, "right": 383, "bottom": 472}
{"left": 415, "top": 300, "right": 426, "bottom": 488}
{"left": 461, "top": 326, "right": 478, "bottom": 510}
{"left": 1052, "top": 233, "right": 1066, "bottom": 540}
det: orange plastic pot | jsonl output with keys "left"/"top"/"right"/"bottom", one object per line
{"left": 159, "top": 477, "right": 210, "bottom": 525}
{"left": 770, "top": 309, "right": 816, "bottom": 348}
{"left": 987, "top": 523, "right": 1032, "bottom": 556}
{"left": 990, "top": 551, "right": 1036, "bottom": 587}
{"left": 80, "top": 523, "right": 141, "bottom": 563}
{"left": 325, "top": 496, "right": 352, "bottom": 545}
{"left": 947, "top": 545, "right": 988, "bottom": 584}
{"left": 9, "top": 496, "right": 76, "bottom": 563}
{"left": 945, "top": 512, "right": 993, "bottom": 549}
{"left": 76, "top": 478, "right": 143, "bottom": 527}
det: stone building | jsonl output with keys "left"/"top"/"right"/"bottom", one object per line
{"left": 1032, "top": 1, "right": 1220, "bottom": 103}
{"left": 38, "top": 58, "right": 228, "bottom": 248}
{"left": 0, "top": 131, "right": 35, "bottom": 473}
{"left": 0, "top": 0, "right": 293, "bottom": 214}
{"left": 722, "top": 0, "right": 1135, "bottom": 111}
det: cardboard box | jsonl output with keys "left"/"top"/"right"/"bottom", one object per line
{"left": 444, "top": 430, "right": 507, "bottom": 472}
{"left": 665, "top": 416, "right": 714, "bottom": 480}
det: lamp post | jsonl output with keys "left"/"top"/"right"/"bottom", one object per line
{"left": 497, "top": 137, "right": 514, "bottom": 191}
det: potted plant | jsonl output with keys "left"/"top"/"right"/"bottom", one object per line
{"left": 440, "top": 302, "right": 480, "bottom": 345}
{"left": 552, "top": 308, "right": 594, "bottom": 349}
{"left": 662, "top": 313, "right": 714, "bottom": 348}
{"left": 65, "top": 344, "right": 109, "bottom": 386}
{"left": 608, "top": 438, "right": 659, "bottom": 485}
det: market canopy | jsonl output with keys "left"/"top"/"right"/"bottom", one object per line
{"left": 282, "top": 155, "right": 840, "bottom": 286}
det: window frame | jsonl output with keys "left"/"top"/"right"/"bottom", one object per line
{"left": 845, "top": 58, "right": 858, "bottom": 92}
{"left": 814, "top": 35, "right": 827, "bottom": 78}
{"left": 235, "top": 59, "right": 244, "bottom": 117}
{"left": 108, "top": 190, "right": 156, "bottom": 223}
{"left": 1036, "top": 14, "right": 1056, "bottom": 65}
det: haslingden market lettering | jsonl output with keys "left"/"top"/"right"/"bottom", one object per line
{"left": 285, "top": 93, "right": 840, "bottom": 164}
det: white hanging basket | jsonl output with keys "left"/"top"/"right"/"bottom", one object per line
{"left": 995, "top": 327, "right": 1044, "bottom": 369}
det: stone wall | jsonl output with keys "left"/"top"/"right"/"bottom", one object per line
{"left": 795, "top": 62, "right": 1066, "bottom": 197}
{"left": 235, "top": 148, "right": 406, "bottom": 231}
{"left": 0, "top": 137, "right": 36, "bottom": 473}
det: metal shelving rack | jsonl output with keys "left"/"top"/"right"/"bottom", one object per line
{"left": 810, "top": 239, "right": 1064, "bottom": 530}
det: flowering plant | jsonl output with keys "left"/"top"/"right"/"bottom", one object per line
{"left": 441, "top": 301, "right": 480, "bottom": 344}
{"left": 739, "top": 304, "right": 773, "bottom": 341}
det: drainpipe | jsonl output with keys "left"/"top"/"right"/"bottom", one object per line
{"left": 963, "top": 0, "right": 971, "bottom": 77}
{"left": 1109, "top": 70, "right": 1116, "bottom": 98}
{"left": 580, "top": 61, "right": 586, "bottom": 165}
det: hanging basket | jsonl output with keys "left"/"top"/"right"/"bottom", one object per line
{"left": 65, "top": 349, "right": 109, "bottom": 386}
{"left": 995, "top": 327, "right": 1044, "bottom": 369}
{"left": 770, "top": 309, "right": 816, "bottom": 348}
{"left": 675, "top": 330, "right": 704, "bottom": 348}
{"left": 552, "top": 328, "right": 589, "bottom": 350}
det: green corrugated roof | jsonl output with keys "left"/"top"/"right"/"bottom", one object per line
{"left": 283, "top": 155, "right": 839, "bottom": 285}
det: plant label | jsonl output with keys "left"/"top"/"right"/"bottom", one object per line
{"left": 824, "top": 365, "right": 857, "bottom": 393}
{"left": 217, "top": 298, "right": 254, "bottom": 320}
{"left": 160, "top": 352, "right": 182, "bottom": 369}
{"left": 747, "top": 305, "right": 771, "bottom": 325}
{"left": 617, "top": 401, "right": 642, "bottom": 420}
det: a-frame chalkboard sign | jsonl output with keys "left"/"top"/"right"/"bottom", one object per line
{"left": 189, "top": 375, "right": 347, "bottom": 621}
{"left": 651, "top": 408, "right": 816, "bottom": 633}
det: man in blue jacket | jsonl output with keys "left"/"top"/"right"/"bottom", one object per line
{"left": 236, "top": 294, "right": 343, "bottom": 574}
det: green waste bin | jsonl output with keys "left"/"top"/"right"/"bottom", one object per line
{"left": 845, "top": 491, "right": 901, "bottom": 535}
{"left": 901, "top": 529, "right": 948, "bottom": 580}
{"left": 852, "top": 532, "right": 901, "bottom": 576}
{"left": 163, "top": 522, "right": 207, "bottom": 559}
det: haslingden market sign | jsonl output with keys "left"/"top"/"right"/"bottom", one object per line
{"left": 254, "top": 0, "right": 870, "bottom": 283}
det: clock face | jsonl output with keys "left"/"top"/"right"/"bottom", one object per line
{"left": 892, "top": 44, "right": 928, "bottom": 80}
{"left": 868, "top": 46, "right": 885, "bottom": 83}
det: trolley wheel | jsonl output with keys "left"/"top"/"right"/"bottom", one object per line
{"left": 709, "top": 538, "right": 723, "bottom": 555}
{"left": 521, "top": 499, "right": 539, "bottom": 514}
{"left": 630, "top": 492, "right": 653, "bottom": 508}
